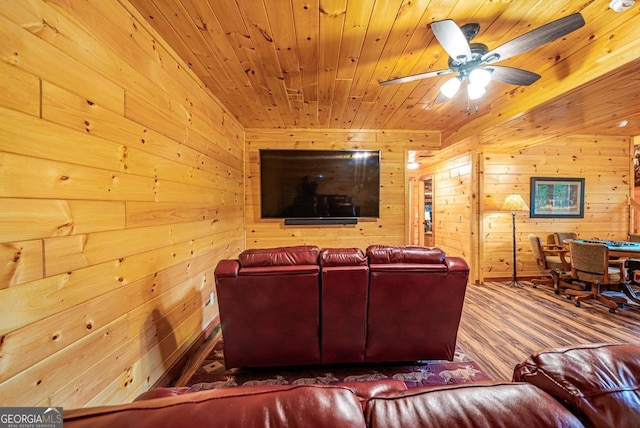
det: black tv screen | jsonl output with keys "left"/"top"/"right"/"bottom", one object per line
{"left": 259, "top": 149, "right": 381, "bottom": 219}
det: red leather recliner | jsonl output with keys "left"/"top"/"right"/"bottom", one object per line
{"left": 215, "top": 246, "right": 321, "bottom": 369}
{"left": 365, "top": 245, "right": 469, "bottom": 362}
{"left": 319, "top": 248, "right": 369, "bottom": 364}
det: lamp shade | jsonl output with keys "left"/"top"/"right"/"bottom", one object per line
{"left": 469, "top": 68, "right": 492, "bottom": 88}
{"left": 501, "top": 193, "right": 529, "bottom": 212}
{"left": 440, "top": 76, "right": 461, "bottom": 98}
{"left": 467, "top": 83, "right": 486, "bottom": 100}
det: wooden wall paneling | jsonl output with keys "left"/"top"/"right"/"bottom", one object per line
{"left": 431, "top": 152, "right": 474, "bottom": 277}
{"left": 0, "top": 152, "right": 157, "bottom": 201}
{"left": 0, "top": 199, "right": 124, "bottom": 243}
{"left": 471, "top": 150, "right": 482, "bottom": 284}
{"left": 0, "top": 240, "right": 43, "bottom": 289}
{"left": 54, "top": 0, "right": 231, "bottom": 128}
{"left": 45, "top": 218, "right": 243, "bottom": 277}
{"left": 42, "top": 81, "right": 239, "bottom": 179}
{"left": 244, "top": 129, "right": 408, "bottom": 250}
{"left": 0, "top": 61, "right": 40, "bottom": 116}
{"left": 126, "top": 202, "right": 239, "bottom": 229}
{"left": 0, "top": 106, "right": 126, "bottom": 172}
{"left": 1, "top": 316, "right": 130, "bottom": 407}
{"left": 0, "top": 0, "right": 245, "bottom": 407}
{"left": 42, "top": 0, "right": 243, "bottom": 161}
{"left": 0, "top": 249, "right": 220, "bottom": 385}
{"left": 480, "top": 135, "right": 631, "bottom": 280}
{"left": 0, "top": 14, "right": 124, "bottom": 115}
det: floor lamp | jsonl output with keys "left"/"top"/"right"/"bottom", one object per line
{"left": 500, "top": 193, "right": 530, "bottom": 288}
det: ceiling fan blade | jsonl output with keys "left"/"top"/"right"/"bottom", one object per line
{"left": 486, "top": 65, "right": 541, "bottom": 86}
{"left": 482, "top": 13, "right": 585, "bottom": 64}
{"left": 431, "top": 19, "right": 472, "bottom": 63}
{"left": 379, "top": 68, "right": 453, "bottom": 86}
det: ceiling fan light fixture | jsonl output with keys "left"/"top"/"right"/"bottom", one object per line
{"left": 440, "top": 76, "right": 462, "bottom": 98}
{"left": 469, "top": 68, "right": 492, "bottom": 88}
{"left": 467, "top": 83, "right": 486, "bottom": 100}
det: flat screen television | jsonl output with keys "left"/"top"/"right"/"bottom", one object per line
{"left": 259, "top": 149, "right": 381, "bottom": 220}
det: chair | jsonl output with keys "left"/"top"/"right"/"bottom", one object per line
{"left": 565, "top": 240, "right": 628, "bottom": 313}
{"left": 628, "top": 234, "right": 640, "bottom": 242}
{"left": 553, "top": 232, "right": 577, "bottom": 249}
{"left": 528, "top": 234, "right": 572, "bottom": 294}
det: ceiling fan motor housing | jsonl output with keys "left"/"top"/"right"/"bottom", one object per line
{"left": 448, "top": 42, "right": 488, "bottom": 75}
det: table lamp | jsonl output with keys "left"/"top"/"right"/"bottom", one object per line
{"left": 501, "top": 193, "right": 530, "bottom": 287}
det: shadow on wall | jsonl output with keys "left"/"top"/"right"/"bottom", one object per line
{"left": 140, "top": 289, "right": 206, "bottom": 391}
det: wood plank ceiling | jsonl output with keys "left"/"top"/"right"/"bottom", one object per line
{"left": 129, "top": 0, "right": 640, "bottom": 150}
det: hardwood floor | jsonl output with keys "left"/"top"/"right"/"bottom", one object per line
{"left": 175, "top": 280, "right": 640, "bottom": 386}
{"left": 458, "top": 281, "right": 640, "bottom": 381}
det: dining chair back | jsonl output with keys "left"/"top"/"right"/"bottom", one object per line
{"left": 566, "top": 240, "right": 627, "bottom": 313}
{"left": 554, "top": 232, "right": 577, "bottom": 249}
{"left": 529, "top": 234, "right": 572, "bottom": 293}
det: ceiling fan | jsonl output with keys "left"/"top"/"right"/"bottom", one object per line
{"left": 379, "top": 13, "right": 585, "bottom": 110}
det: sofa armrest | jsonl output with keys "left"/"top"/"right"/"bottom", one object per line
{"left": 445, "top": 257, "right": 470, "bottom": 275}
{"left": 214, "top": 259, "right": 239, "bottom": 278}
{"left": 513, "top": 342, "right": 640, "bottom": 428}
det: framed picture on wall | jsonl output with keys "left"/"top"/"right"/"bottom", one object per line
{"left": 530, "top": 177, "right": 585, "bottom": 218}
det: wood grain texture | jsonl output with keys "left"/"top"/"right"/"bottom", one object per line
{"left": 0, "top": 0, "right": 244, "bottom": 407}
{"left": 458, "top": 282, "right": 640, "bottom": 381}
{"left": 128, "top": 0, "right": 640, "bottom": 152}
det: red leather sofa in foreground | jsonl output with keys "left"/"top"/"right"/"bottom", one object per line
{"left": 63, "top": 343, "right": 640, "bottom": 427}
{"left": 214, "top": 245, "right": 470, "bottom": 368}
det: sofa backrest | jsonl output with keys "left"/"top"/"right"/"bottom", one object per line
{"left": 366, "top": 245, "right": 446, "bottom": 265}
{"left": 65, "top": 385, "right": 367, "bottom": 428}
{"left": 513, "top": 342, "right": 640, "bottom": 428}
{"left": 215, "top": 246, "right": 322, "bottom": 368}
{"left": 319, "top": 248, "right": 369, "bottom": 364}
{"left": 320, "top": 247, "right": 368, "bottom": 267}
{"left": 239, "top": 245, "right": 320, "bottom": 267}
{"left": 364, "top": 381, "right": 584, "bottom": 428}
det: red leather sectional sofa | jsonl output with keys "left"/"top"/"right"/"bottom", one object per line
{"left": 63, "top": 343, "right": 640, "bottom": 427}
{"left": 214, "top": 244, "right": 470, "bottom": 368}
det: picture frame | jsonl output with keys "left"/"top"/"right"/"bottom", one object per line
{"left": 530, "top": 177, "right": 585, "bottom": 218}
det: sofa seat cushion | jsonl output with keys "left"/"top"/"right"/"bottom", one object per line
{"left": 66, "top": 385, "right": 367, "bottom": 428}
{"left": 364, "top": 381, "right": 584, "bottom": 428}
{"left": 239, "top": 245, "right": 319, "bottom": 267}
{"left": 513, "top": 342, "right": 640, "bottom": 428}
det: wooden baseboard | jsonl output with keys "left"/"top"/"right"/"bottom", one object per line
{"left": 154, "top": 316, "right": 221, "bottom": 388}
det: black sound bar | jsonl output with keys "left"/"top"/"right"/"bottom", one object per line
{"left": 284, "top": 217, "right": 358, "bottom": 226}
